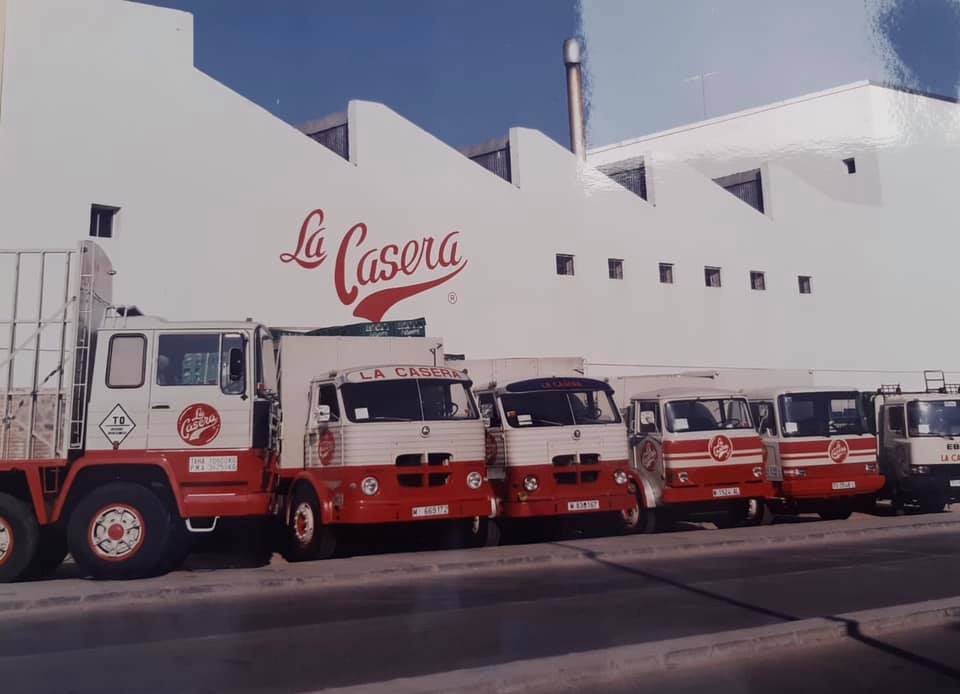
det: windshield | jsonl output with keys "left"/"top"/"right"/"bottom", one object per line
{"left": 340, "top": 379, "right": 478, "bottom": 423}
{"left": 500, "top": 389, "right": 620, "bottom": 428}
{"left": 664, "top": 398, "right": 752, "bottom": 433}
{"left": 907, "top": 400, "right": 960, "bottom": 438}
{"left": 779, "top": 392, "right": 865, "bottom": 437}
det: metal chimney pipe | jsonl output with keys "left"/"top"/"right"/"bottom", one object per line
{"left": 563, "top": 38, "right": 586, "bottom": 160}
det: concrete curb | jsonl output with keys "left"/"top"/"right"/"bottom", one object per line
{"left": 1, "top": 513, "right": 958, "bottom": 620}
{"left": 319, "top": 596, "right": 960, "bottom": 693}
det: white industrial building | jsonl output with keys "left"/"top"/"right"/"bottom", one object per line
{"left": 1, "top": 0, "right": 959, "bottom": 391}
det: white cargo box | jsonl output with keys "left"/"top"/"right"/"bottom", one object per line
{"left": 453, "top": 357, "right": 585, "bottom": 390}
{"left": 277, "top": 336, "right": 445, "bottom": 469}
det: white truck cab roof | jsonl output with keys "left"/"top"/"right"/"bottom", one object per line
{"left": 629, "top": 385, "right": 747, "bottom": 401}
{"left": 313, "top": 364, "right": 471, "bottom": 387}
{"left": 744, "top": 385, "right": 861, "bottom": 400}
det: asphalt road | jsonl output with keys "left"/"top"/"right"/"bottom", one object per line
{"left": 601, "top": 622, "right": 960, "bottom": 693}
{"left": 3, "top": 529, "right": 960, "bottom": 693}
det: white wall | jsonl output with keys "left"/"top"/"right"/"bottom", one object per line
{"left": 1, "top": 0, "right": 958, "bottom": 397}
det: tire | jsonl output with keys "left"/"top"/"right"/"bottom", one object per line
{"left": 462, "top": 517, "right": 501, "bottom": 548}
{"left": 744, "top": 499, "right": 775, "bottom": 526}
{"left": 280, "top": 485, "right": 336, "bottom": 562}
{"left": 818, "top": 500, "right": 854, "bottom": 522}
{"left": 67, "top": 482, "right": 175, "bottom": 580}
{"left": 619, "top": 497, "right": 641, "bottom": 534}
{"left": 0, "top": 492, "right": 40, "bottom": 583}
{"left": 162, "top": 519, "right": 192, "bottom": 573}
{"left": 714, "top": 500, "right": 750, "bottom": 529}
{"left": 918, "top": 493, "right": 947, "bottom": 515}
{"left": 25, "top": 526, "right": 69, "bottom": 579}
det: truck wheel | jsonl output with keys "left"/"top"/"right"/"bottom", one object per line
{"left": 919, "top": 493, "right": 947, "bottom": 514}
{"left": 744, "top": 499, "right": 775, "bottom": 526}
{"left": 67, "top": 482, "right": 174, "bottom": 580}
{"left": 25, "top": 526, "right": 69, "bottom": 579}
{"left": 714, "top": 500, "right": 750, "bottom": 529}
{"left": 0, "top": 492, "right": 40, "bottom": 583}
{"left": 620, "top": 498, "right": 641, "bottom": 533}
{"left": 462, "top": 517, "right": 501, "bottom": 548}
{"left": 281, "top": 486, "right": 336, "bottom": 562}
{"left": 818, "top": 501, "right": 853, "bottom": 521}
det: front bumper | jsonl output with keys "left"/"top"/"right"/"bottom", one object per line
{"left": 779, "top": 463, "right": 884, "bottom": 499}
{"left": 498, "top": 462, "right": 636, "bottom": 518}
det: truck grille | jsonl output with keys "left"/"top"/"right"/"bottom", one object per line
{"left": 395, "top": 453, "right": 452, "bottom": 487}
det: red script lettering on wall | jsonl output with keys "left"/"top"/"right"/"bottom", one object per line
{"left": 279, "top": 208, "right": 467, "bottom": 322}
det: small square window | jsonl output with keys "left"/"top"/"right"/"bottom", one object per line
{"left": 659, "top": 262, "right": 674, "bottom": 284}
{"left": 705, "top": 266, "right": 722, "bottom": 288}
{"left": 90, "top": 204, "right": 120, "bottom": 239}
{"left": 750, "top": 271, "right": 766, "bottom": 291}
{"left": 556, "top": 254, "right": 575, "bottom": 276}
{"left": 843, "top": 157, "right": 856, "bottom": 174}
{"left": 798, "top": 275, "right": 812, "bottom": 294}
{"left": 608, "top": 258, "right": 624, "bottom": 280}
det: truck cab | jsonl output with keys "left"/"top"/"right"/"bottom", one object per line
{"left": 867, "top": 388, "right": 960, "bottom": 513}
{"left": 746, "top": 386, "right": 883, "bottom": 520}
{"left": 625, "top": 386, "right": 775, "bottom": 527}
{"left": 475, "top": 377, "right": 637, "bottom": 529}
{"left": 281, "top": 364, "right": 498, "bottom": 559}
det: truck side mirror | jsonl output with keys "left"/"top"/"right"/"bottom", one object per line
{"left": 480, "top": 403, "right": 494, "bottom": 428}
{"left": 228, "top": 348, "right": 244, "bottom": 382}
{"left": 314, "top": 404, "right": 331, "bottom": 424}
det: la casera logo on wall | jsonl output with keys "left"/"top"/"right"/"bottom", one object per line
{"left": 280, "top": 208, "right": 468, "bottom": 322}
{"left": 178, "top": 404, "right": 222, "bottom": 446}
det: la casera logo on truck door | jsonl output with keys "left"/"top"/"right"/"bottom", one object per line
{"left": 280, "top": 208, "right": 467, "bottom": 322}
{"left": 177, "top": 404, "right": 222, "bottom": 446}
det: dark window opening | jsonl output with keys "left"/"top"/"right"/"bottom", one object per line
{"left": 714, "top": 169, "right": 764, "bottom": 213}
{"left": 750, "top": 271, "right": 766, "bottom": 291}
{"left": 318, "top": 385, "right": 341, "bottom": 422}
{"left": 608, "top": 258, "right": 624, "bottom": 280}
{"left": 309, "top": 122, "right": 349, "bottom": 160}
{"left": 602, "top": 164, "right": 647, "bottom": 200}
{"left": 798, "top": 275, "right": 812, "bottom": 294}
{"left": 659, "top": 262, "right": 674, "bottom": 284}
{"left": 843, "top": 157, "right": 857, "bottom": 174}
{"left": 89, "top": 204, "right": 120, "bottom": 239}
{"left": 556, "top": 254, "right": 575, "bottom": 276}
{"left": 470, "top": 146, "right": 512, "bottom": 182}
{"left": 705, "top": 266, "right": 722, "bottom": 288}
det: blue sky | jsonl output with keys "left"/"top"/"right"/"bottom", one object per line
{"left": 138, "top": 0, "right": 578, "bottom": 149}
{"left": 138, "top": 1, "right": 959, "bottom": 150}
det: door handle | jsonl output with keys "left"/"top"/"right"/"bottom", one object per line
{"left": 151, "top": 404, "right": 171, "bottom": 410}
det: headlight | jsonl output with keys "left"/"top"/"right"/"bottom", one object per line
{"left": 523, "top": 475, "right": 539, "bottom": 492}
{"left": 865, "top": 463, "right": 878, "bottom": 473}
{"left": 677, "top": 471, "right": 690, "bottom": 484}
{"left": 361, "top": 476, "right": 380, "bottom": 496}
{"left": 911, "top": 465, "right": 931, "bottom": 475}
{"left": 466, "top": 471, "right": 484, "bottom": 490}
{"left": 783, "top": 468, "right": 807, "bottom": 479}
{"left": 613, "top": 470, "right": 628, "bottom": 485}
{"left": 752, "top": 466, "right": 763, "bottom": 479}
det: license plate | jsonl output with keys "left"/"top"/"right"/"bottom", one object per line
{"left": 712, "top": 487, "right": 741, "bottom": 498}
{"left": 950, "top": 480, "right": 960, "bottom": 488}
{"left": 567, "top": 500, "right": 600, "bottom": 511}
{"left": 188, "top": 456, "right": 238, "bottom": 473}
{"left": 412, "top": 504, "right": 449, "bottom": 518}
{"left": 832, "top": 481, "right": 856, "bottom": 490}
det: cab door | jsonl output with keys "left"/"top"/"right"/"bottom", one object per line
{"left": 86, "top": 331, "right": 154, "bottom": 452}
{"left": 147, "top": 331, "right": 252, "bottom": 451}
{"left": 306, "top": 382, "right": 343, "bottom": 468}
{"left": 751, "top": 400, "right": 783, "bottom": 482}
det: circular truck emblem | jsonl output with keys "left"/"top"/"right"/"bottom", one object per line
{"left": 828, "top": 439, "right": 850, "bottom": 463}
{"left": 640, "top": 439, "right": 659, "bottom": 472}
{"left": 318, "top": 430, "right": 336, "bottom": 466}
{"left": 420, "top": 425, "right": 431, "bottom": 438}
{"left": 177, "top": 404, "right": 222, "bottom": 446}
{"left": 573, "top": 429, "right": 582, "bottom": 440}
{"left": 709, "top": 435, "right": 733, "bottom": 463}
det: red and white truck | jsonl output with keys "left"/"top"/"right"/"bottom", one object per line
{"left": 617, "top": 377, "right": 776, "bottom": 530}
{"left": 275, "top": 337, "right": 500, "bottom": 559}
{"left": 0, "top": 242, "right": 281, "bottom": 581}
{"left": 461, "top": 358, "right": 639, "bottom": 533}
{"left": 746, "top": 385, "right": 884, "bottom": 519}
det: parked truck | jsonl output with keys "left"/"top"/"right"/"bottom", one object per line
{"left": 865, "top": 370, "right": 960, "bottom": 513}
{"left": 746, "top": 385, "right": 884, "bottom": 519}
{"left": 276, "top": 337, "right": 500, "bottom": 559}
{"left": 0, "top": 242, "right": 281, "bottom": 581}
{"left": 459, "top": 358, "right": 639, "bottom": 534}
{"left": 617, "top": 377, "right": 776, "bottom": 530}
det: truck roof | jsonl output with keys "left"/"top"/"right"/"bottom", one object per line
{"left": 101, "top": 315, "right": 265, "bottom": 332}
{"left": 875, "top": 391, "right": 960, "bottom": 405}
{"left": 313, "top": 364, "right": 471, "bottom": 386}
{"left": 628, "top": 385, "right": 747, "bottom": 401}
{"left": 744, "top": 385, "right": 860, "bottom": 399}
{"left": 478, "top": 376, "right": 612, "bottom": 395}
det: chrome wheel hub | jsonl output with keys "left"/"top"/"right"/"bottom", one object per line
{"left": 293, "top": 502, "right": 315, "bottom": 545}
{"left": 90, "top": 505, "right": 144, "bottom": 560}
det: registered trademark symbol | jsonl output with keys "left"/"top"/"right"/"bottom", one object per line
{"left": 447, "top": 292, "right": 458, "bottom": 304}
